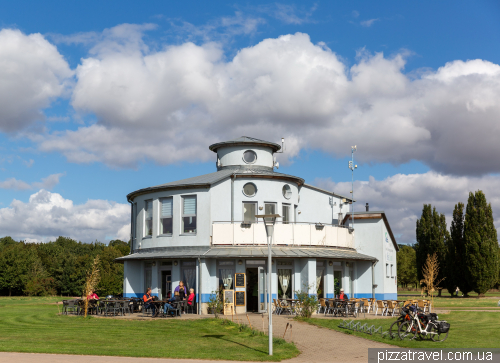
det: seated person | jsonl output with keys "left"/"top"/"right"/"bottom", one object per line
{"left": 339, "top": 288, "right": 348, "bottom": 300}
{"left": 163, "top": 301, "right": 176, "bottom": 316}
{"left": 169, "top": 291, "right": 180, "bottom": 302}
{"left": 187, "top": 288, "right": 195, "bottom": 308}
{"left": 87, "top": 290, "right": 99, "bottom": 300}
{"left": 143, "top": 288, "right": 156, "bottom": 316}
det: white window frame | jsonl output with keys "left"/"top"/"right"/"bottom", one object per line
{"left": 144, "top": 199, "right": 153, "bottom": 238}
{"left": 282, "top": 204, "right": 291, "bottom": 224}
{"left": 264, "top": 202, "right": 277, "bottom": 223}
{"left": 390, "top": 264, "right": 394, "bottom": 278}
{"left": 181, "top": 195, "right": 197, "bottom": 235}
{"left": 386, "top": 263, "right": 389, "bottom": 278}
{"left": 159, "top": 197, "right": 173, "bottom": 236}
{"left": 242, "top": 202, "right": 257, "bottom": 223}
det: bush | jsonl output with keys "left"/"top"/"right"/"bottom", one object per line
{"left": 207, "top": 290, "right": 224, "bottom": 318}
{"left": 294, "top": 284, "right": 318, "bottom": 318}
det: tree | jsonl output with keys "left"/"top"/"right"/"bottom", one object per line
{"left": 463, "top": 191, "right": 499, "bottom": 296}
{"left": 0, "top": 243, "right": 38, "bottom": 296}
{"left": 97, "top": 247, "right": 125, "bottom": 296}
{"left": 397, "top": 245, "right": 417, "bottom": 288}
{"left": 108, "top": 240, "right": 130, "bottom": 256}
{"left": 420, "top": 253, "right": 445, "bottom": 305}
{"left": 0, "top": 236, "right": 17, "bottom": 253}
{"left": 415, "top": 205, "right": 449, "bottom": 296}
{"left": 444, "top": 203, "right": 473, "bottom": 296}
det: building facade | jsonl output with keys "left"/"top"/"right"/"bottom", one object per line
{"left": 117, "top": 137, "right": 398, "bottom": 314}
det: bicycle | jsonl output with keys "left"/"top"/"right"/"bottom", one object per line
{"left": 398, "top": 310, "right": 450, "bottom": 342}
{"left": 388, "top": 303, "right": 414, "bottom": 338}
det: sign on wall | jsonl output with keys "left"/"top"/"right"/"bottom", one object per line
{"left": 235, "top": 273, "right": 245, "bottom": 288}
{"left": 223, "top": 289, "right": 234, "bottom": 315}
{"left": 235, "top": 291, "right": 245, "bottom": 306}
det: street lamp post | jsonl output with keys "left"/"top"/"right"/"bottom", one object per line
{"left": 255, "top": 213, "right": 280, "bottom": 356}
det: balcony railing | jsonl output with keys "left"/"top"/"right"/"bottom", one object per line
{"left": 211, "top": 221, "right": 354, "bottom": 249}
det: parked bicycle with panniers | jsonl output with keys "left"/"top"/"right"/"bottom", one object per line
{"left": 398, "top": 308, "right": 450, "bottom": 342}
{"left": 388, "top": 303, "right": 414, "bottom": 338}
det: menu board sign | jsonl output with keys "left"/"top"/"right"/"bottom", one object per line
{"left": 235, "top": 291, "right": 245, "bottom": 306}
{"left": 223, "top": 289, "right": 234, "bottom": 315}
{"left": 235, "top": 273, "right": 245, "bottom": 288}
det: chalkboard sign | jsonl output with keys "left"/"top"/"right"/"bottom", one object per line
{"left": 223, "top": 289, "right": 234, "bottom": 315}
{"left": 235, "top": 273, "right": 245, "bottom": 288}
{"left": 224, "top": 289, "right": 234, "bottom": 304}
{"left": 235, "top": 291, "right": 245, "bottom": 306}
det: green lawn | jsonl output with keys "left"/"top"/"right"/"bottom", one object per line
{"left": 398, "top": 291, "right": 500, "bottom": 297}
{"left": 0, "top": 297, "right": 299, "bottom": 361}
{"left": 302, "top": 311, "right": 500, "bottom": 349}
{"left": 397, "top": 296, "right": 500, "bottom": 308}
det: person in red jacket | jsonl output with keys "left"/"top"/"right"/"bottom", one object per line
{"left": 187, "top": 288, "right": 195, "bottom": 308}
{"left": 339, "top": 288, "right": 348, "bottom": 300}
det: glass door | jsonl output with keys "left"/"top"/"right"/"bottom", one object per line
{"left": 334, "top": 270, "right": 342, "bottom": 298}
{"left": 258, "top": 266, "right": 266, "bottom": 313}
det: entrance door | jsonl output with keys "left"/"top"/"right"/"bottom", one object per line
{"left": 334, "top": 270, "right": 342, "bottom": 298}
{"left": 246, "top": 268, "right": 258, "bottom": 312}
{"left": 258, "top": 266, "right": 266, "bottom": 313}
{"left": 161, "top": 270, "right": 171, "bottom": 300}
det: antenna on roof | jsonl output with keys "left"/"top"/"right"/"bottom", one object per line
{"left": 275, "top": 138, "right": 285, "bottom": 154}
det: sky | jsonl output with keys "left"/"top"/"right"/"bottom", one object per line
{"left": 1, "top": 0, "right": 500, "bottom": 244}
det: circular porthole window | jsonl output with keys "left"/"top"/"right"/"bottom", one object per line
{"left": 243, "top": 150, "right": 257, "bottom": 164}
{"left": 243, "top": 183, "right": 257, "bottom": 197}
{"left": 282, "top": 184, "right": 292, "bottom": 199}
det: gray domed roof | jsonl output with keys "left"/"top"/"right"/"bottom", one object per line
{"left": 209, "top": 136, "right": 281, "bottom": 152}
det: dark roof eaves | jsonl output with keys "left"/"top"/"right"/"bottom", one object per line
{"left": 209, "top": 138, "right": 281, "bottom": 152}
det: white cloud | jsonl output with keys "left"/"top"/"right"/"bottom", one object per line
{"left": 360, "top": 18, "right": 379, "bottom": 27}
{"left": 166, "top": 12, "right": 265, "bottom": 44}
{"left": 28, "top": 28, "right": 500, "bottom": 176}
{"left": 265, "top": 3, "right": 317, "bottom": 25}
{"left": 0, "top": 173, "right": 63, "bottom": 191}
{"left": 315, "top": 172, "right": 500, "bottom": 244}
{"left": 0, "top": 29, "right": 73, "bottom": 132}
{"left": 23, "top": 159, "right": 34, "bottom": 168}
{"left": 0, "top": 189, "right": 130, "bottom": 242}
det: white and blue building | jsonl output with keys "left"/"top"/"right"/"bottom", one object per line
{"left": 117, "top": 136, "right": 398, "bottom": 314}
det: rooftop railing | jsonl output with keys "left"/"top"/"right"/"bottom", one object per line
{"left": 211, "top": 221, "right": 354, "bottom": 249}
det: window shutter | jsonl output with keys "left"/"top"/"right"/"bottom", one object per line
{"left": 183, "top": 196, "right": 196, "bottom": 215}
{"left": 161, "top": 198, "right": 172, "bottom": 217}
{"left": 146, "top": 200, "right": 153, "bottom": 219}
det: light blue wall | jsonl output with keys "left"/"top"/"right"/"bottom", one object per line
{"left": 354, "top": 260, "right": 373, "bottom": 298}
{"left": 297, "top": 185, "right": 346, "bottom": 225}
{"left": 123, "top": 260, "right": 142, "bottom": 298}
{"left": 133, "top": 187, "right": 211, "bottom": 250}
{"left": 217, "top": 145, "right": 274, "bottom": 170}
{"left": 347, "top": 217, "right": 398, "bottom": 299}
{"left": 210, "top": 179, "right": 231, "bottom": 223}
{"left": 233, "top": 177, "right": 299, "bottom": 223}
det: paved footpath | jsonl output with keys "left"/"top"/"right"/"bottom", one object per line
{"left": 0, "top": 313, "right": 393, "bottom": 363}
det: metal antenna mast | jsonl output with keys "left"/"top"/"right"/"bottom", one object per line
{"left": 348, "top": 146, "right": 357, "bottom": 231}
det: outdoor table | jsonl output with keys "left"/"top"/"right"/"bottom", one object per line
{"left": 284, "top": 299, "right": 298, "bottom": 314}
{"left": 99, "top": 299, "right": 129, "bottom": 316}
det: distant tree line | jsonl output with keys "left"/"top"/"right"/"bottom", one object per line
{"left": 0, "top": 236, "right": 129, "bottom": 297}
{"left": 398, "top": 190, "right": 500, "bottom": 296}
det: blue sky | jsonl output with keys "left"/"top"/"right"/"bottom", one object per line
{"left": 1, "top": 1, "right": 500, "bottom": 243}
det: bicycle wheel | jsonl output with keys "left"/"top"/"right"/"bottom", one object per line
{"left": 430, "top": 324, "right": 449, "bottom": 342}
{"left": 398, "top": 321, "right": 417, "bottom": 340}
{"left": 389, "top": 319, "right": 402, "bottom": 339}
